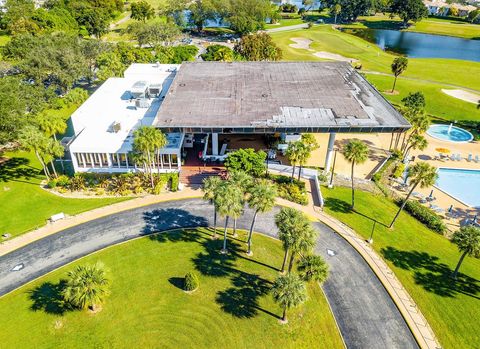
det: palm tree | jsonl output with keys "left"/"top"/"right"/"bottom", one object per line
{"left": 331, "top": 3, "right": 341, "bottom": 24}
{"left": 62, "top": 263, "right": 110, "bottom": 311}
{"left": 246, "top": 179, "right": 277, "bottom": 255}
{"left": 43, "top": 138, "right": 65, "bottom": 178}
{"left": 391, "top": 57, "right": 408, "bottom": 93}
{"left": 287, "top": 221, "right": 317, "bottom": 273}
{"left": 202, "top": 176, "right": 222, "bottom": 239}
{"left": 402, "top": 133, "right": 428, "bottom": 161}
{"left": 343, "top": 140, "right": 369, "bottom": 209}
{"left": 271, "top": 274, "right": 307, "bottom": 323}
{"left": 389, "top": 162, "right": 437, "bottom": 228}
{"left": 451, "top": 226, "right": 480, "bottom": 279}
{"left": 36, "top": 113, "right": 67, "bottom": 141}
{"left": 19, "top": 125, "right": 52, "bottom": 179}
{"left": 401, "top": 112, "right": 430, "bottom": 152}
{"left": 215, "top": 181, "right": 244, "bottom": 253}
{"left": 133, "top": 126, "right": 167, "bottom": 189}
{"left": 297, "top": 134, "right": 319, "bottom": 180}
{"left": 297, "top": 255, "right": 329, "bottom": 283}
{"left": 285, "top": 141, "right": 302, "bottom": 179}
{"left": 229, "top": 171, "right": 252, "bottom": 237}
{"left": 276, "top": 208, "right": 301, "bottom": 272}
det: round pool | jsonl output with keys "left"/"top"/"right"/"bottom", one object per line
{"left": 426, "top": 124, "right": 473, "bottom": 143}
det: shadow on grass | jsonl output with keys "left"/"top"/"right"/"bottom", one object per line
{"left": 0, "top": 157, "right": 42, "bottom": 184}
{"left": 28, "top": 280, "right": 72, "bottom": 315}
{"left": 216, "top": 271, "right": 277, "bottom": 319}
{"left": 324, "top": 197, "right": 389, "bottom": 227}
{"left": 381, "top": 246, "right": 480, "bottom": 299}
{"left": 168, "top": 277, "right": 185, "bottom": 290}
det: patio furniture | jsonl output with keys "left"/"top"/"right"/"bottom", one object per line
{"left": 467, "top": 153, "right": 473, "bottom": 162}
{"left": 475, "top": 155, "right": 479, "bottom": 163}
{"left": 450, "top": 154, "right": 456, "bottom": 161}
{"left": 455, "top": 153, "right": 462, "bottom": 161}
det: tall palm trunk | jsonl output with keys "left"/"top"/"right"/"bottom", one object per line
{"left": 147, "top": 150, "right": 154, "bottom": 188}
{"left": 247, "top": 210, "right": 258, "bottom": 255}
{"left": 452, "top": 251, "right": 468, "bottom": 279}
{"left": 222, "top": 216, "right": 230, "bottom": 252}
{"left": 392, "top": 75, "right": 398, "bottom": 93}
{"left": 288, "top": 251, "right": 296, "bottom": 273}
{"left": 50, "top": 160, "right": 58, "bottom": 178}
{"left": 212, "top": 205, "right": 217, "bottom": 238}
{"left": 233, "top": 218, "right": 237, "bottom": 237}
{"left": 350, "top": 161, "right": 355, "bottom": 209}
{"left": 282, "top": 307, "right": 287, "bottom": 322}
{"left": 35, "top": 150, "right": 50, "bottom": 179}
{"left": 281, "top": 248, "right": 289, "bottom": 272}
{"left": 390, "top": 182, "right": 418, "bottom": 228}
{"left": 291, "top": 164, "right": 296, "bottom": 179}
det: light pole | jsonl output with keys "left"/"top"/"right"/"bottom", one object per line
{"left": 328, "top": 148, "right": 337, "bottom": 189}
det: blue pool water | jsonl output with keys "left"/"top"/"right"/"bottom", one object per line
{"left": 426, "top": 124, "right": 473, "bottom": 143}
{"left": 435, "top": 168, "right": 480, "bottom": 207}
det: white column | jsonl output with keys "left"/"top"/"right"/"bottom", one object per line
{"left": 107, "top": 153, "right": 112, "bottom": 167}
{"left": 212, "top": 133, "right": 219, "bottom": 156}
{"left": 324, "top": 132, "right": 336, "bottom": 172}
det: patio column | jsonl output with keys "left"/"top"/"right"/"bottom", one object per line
{"left": 324, "top": 132, "right": 336, "bottom": 172}
{"left": 212, "top": 133, "right": 219, "bottom": 155}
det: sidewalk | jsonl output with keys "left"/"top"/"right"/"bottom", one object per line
{"left": 0, "top": 187, "right": 203, "bottom": 256}
{"left": 277, "top": 179, "right": 440, "bottom": 349}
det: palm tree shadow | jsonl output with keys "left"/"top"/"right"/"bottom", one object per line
{"left": 28, "top": 280, "right": 72, "bottom": 315}
{"left": 324, "top": 197, "right": 352, "bottom": 213}
{"left": 216, "top": 272, "right": 277, "bottom": 319}
{"left": 142, "top": 208, "right": 209, "bottom": 239}
{"left": 192, "top": 238, "right": 239, "bottom": 277}
{"left": 0, "top": 157, "right": 42, "bottom": 185}
{"left": 352, "top": 209, "right": 389, "bottom": 228}
{"left": 381, "top": 246, "right": 480, "bottom": 299}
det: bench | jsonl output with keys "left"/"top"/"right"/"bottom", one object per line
{"left": 50, "top": 212, "right": 65, "bottom": 223}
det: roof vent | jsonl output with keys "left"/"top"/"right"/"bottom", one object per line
{"left": 135, "top": 98, "right": 150, "bottom": 109}
{"left": 110, "top": 121, "right": 121, "bottom": 133}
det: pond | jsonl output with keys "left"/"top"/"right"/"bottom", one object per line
{"left": 271, "top": 0, "right": 321, "bottom": 10}
{"left": 344, "top": 28, "right": 480, "bottom": 62}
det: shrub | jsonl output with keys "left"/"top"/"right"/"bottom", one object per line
{"left": 224, "top": 148, "right": 266, "bottom": 176}
{"left": 184, "top": 272, "right": 199, "bottom": 291}
{"left": 392, "top": 162, "right": 405, "bottom": 178}
{"left": 56, "top": 175, "right": 70, "bottom": 187}
{"left": 170, "top": 173, "right": 179, "bottom": 192}
{"left": 69, "top": 174, "right": 86, "bottom": 191}
{"left": 402, "top": 200, "right": 447, "bottom": 234}
{"left": 47, "top": 179, "right": 57, "bottom": 188}
{"left": 307, "top": 22, "right": 313, "bottom": 29}
{"left": 201, "top": 44, "right": 234, "bottom": 62}
{"left": 270, "top": 174, "right": 308, "bottom": 205}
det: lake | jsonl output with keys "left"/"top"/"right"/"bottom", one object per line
{"left": 345, "top": 28, "right": 480, "bottom": 62}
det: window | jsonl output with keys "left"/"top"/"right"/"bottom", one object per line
{"left": 111, "top": 153, "right": 119, "bottom": 167}
{"left": 171, "top": 154, "right": 178, "bottom": 166}
{"left": 119, "top": 153, "right": 128, "bottom": 167}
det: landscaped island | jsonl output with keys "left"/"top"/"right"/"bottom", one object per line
{"left": 0, "top": 228, "right": 343, "bottom": 348}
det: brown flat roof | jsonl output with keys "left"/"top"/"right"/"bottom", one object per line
{"left": 154, "top": 61, "right": 410, "bottom": 133}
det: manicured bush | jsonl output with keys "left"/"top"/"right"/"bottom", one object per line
{"left": 224, "top": 148, "right": 267, "bottom": 176}
{"left": 170, "top": 173, "right": 179, "bottom": 192}
{"left": 56, "top": 175, "right": 70, "bottom": 187}
{"left": 402, "top": 200, "right": 447, "bottom": 234}
{"left": 47, "top": 179, "right": 57, "bottom": 188}
{"left": 184, "top": 272, "right": 199, "bottom": 291}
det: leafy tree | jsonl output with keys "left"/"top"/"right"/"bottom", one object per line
{"left": 246, "top": 179, "right": 277, "bottom": 255}
{"left": 297, "top": 254, "right": 329, "bottom": 283}
{"left": 224, "top": 148, "right": 266, "bottom": 176}
{"left": 271, "top": 274, "right": 307, "bottom": 323}
{"left": 468, "top": 9, "right": 480, "bottom": 24}
{"left": 202, "top": 175, "right": 223, "bottom": 238}
{"left": 96, "top": 51, "right": 125, "bottom": 80}
{"left": 158, "top": 0, "right": 189, "bottom": 27}
{"left": 30, "top": 7, "right": 79, "bottom": 33}
{"left": 133, "top": 126, "right": 167, "bottom": 188}
{"left": 155, "top": 45, "right": 198, "bottom": 63}
{"left": 451, "top": 226, "right": 480, "bottom": 279}
{"left": 343, "top": 140, "right": 369, "bottom": 209}
{"left": 201, "top": 44, "right": 234, "bottom": 62}
{"left": 188, "top": 0, "right": 217, "bottom": 32}
{"left": 130, "top": 1, "right": 155, "bottom": 22}
{"left": 302, "top": 0, "right": 315, "bottom": 12}
{"left": 323, "top": 0, "right": 374, "bottom": 22}
{"left": 65, "top": 88, "right": 89, "bottom": 106}
{"left": 214, "top": 180, "right": 244, "bottom": 253}
{"left": 331, "top": 3, "right": 342, "bottom": 24}
{"left": 224, "top": 0, "right": 272, "bottom": 34}
{"left": 76, "top": 7, "right": 110, "bottom": 38}
{"left": 62, "top": 263, "right": 110, "bottom": 311}
{"left": 390, "top": 0, "right": 428, "bottom": 26}
{"left": 402, "top": 91, "right": 425, "bottom": 114}
{"left": 35, "top": 112, "right": 67, "bottom": 141}
{"left": 2, "top": 0, "right": 35, "bottom": 34}
{"left": 391, "top": 57, "right": 408, "bottom": 92}
{"left": 234, "top": 32, "right": 282, "bottom": 61}
{"left": 448, "top": 6, "right": 459, "bottom": 17}
{"left": 127, "top": 21, "right": 181, "bottom": 47}
{"left": 389, "top": 162, "right": 437, "bottom": 228}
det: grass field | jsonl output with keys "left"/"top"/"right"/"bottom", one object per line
{"left": 265, "top": 18, "right": 305, "bottom": 29}
{"left": 322, "top": 186, "right": 480, "bottom": 349}
{"left": 0, "top": 228, "right": 343, "bottom": 348}
{"left": 270, "top": 25, "right": 480, "bottom": 122}
{"left": 351, "top": 14, "right": 480, "bottom": 40}
{"left": 0, "top": 151, "right": 128, "bottom": 238}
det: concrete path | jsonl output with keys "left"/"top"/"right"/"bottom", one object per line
{"left": 0, "top": 198, "right": 417, "bottom": 349}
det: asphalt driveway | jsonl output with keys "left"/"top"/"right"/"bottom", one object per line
{"left": 0, "top": 198, "right": 418, "bottom": 349}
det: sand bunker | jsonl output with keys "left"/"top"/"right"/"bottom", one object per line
{"left": 289, "top": 37, "right": 314, "bottom": 51}
{"left": 313, "top": 51, "right": 358, "bottom": 63}
{"left": 441, "top": 89, "right": 480, "bottom": 104}
{"left": 289, "top": 38, "right": 358, "bottom": 62}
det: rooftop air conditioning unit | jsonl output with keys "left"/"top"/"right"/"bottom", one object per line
{"left": 111, "top": 121, "right": 121, "bottom": 133}
{"left": 135, "top": 98, "right": 150, "bottom": 109}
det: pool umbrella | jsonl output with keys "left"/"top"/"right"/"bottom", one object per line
{"left": 435, "top": 148, "right": 450, "bottom": 154}
{"left": 473, "top": 214, "right": 478, "bottom": 224}
{"left": 448, "top": 205, "right": 453, "bottom": 213}
{"left": 428, "top": 190, "right": 434, "bottom": 199}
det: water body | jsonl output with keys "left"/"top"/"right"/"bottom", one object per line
{"left": 345, "top": 28, "right": 480, "bottom": 62}
{"left": 271, "top": 0, "right": 322, "bottom": 10}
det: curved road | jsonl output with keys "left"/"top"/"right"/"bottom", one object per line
{"left": 0, "top": 199, "right": 417, "bottom": 349}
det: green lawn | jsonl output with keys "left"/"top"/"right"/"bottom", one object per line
{"left": 266, "top": 18, "right": 305, "bottom": 29}
{"left": 322, "top": 186, "right": 480, "bottom": 349}
{"left": 351, "top": 14, "right": 480, "bottom": 40}
{"left": 0, "top": 228, "right": 343, "bottom": 348}
{"left": 0, "top": 151, "right": 128, "bottom": 238}
{"left": 270, "top": 25, "right": 480, "bottom": 122}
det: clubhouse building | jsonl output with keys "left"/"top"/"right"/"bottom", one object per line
{"left": 68, "top": 62, "right": 410, "bottom": 175}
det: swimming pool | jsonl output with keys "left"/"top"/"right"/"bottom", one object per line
{"left": 435, "top": 168, "right": 480, "bottom": 207}
{"left": 426, "top": 124, "right": 473, "bottom": 143}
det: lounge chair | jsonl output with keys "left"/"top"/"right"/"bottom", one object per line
{"left": 467, "top": 154, "right": 473, "bottom": 162}
{"left": 450, "top": 154, "right": 456, "bottom": 161}
{"left": 475, "top": 155, "right": 480, "bottom": 163}
{"left": 455, "top": 154, "right": 462, "bottom": 161}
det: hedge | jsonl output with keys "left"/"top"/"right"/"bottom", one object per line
{"left": 401, "top": 199, "right": 447, "bottom": 234}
